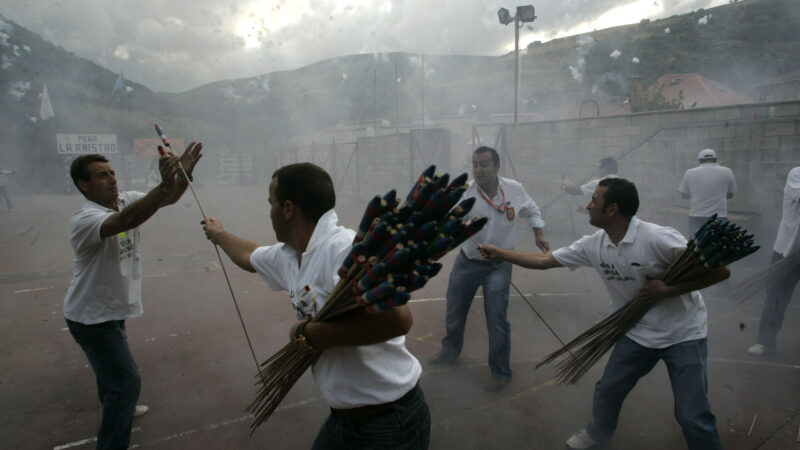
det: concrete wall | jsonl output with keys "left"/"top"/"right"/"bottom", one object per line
{"left": 502, "top": 101, "right": 800, "bottom": 242}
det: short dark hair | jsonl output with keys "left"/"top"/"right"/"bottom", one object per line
{"left": 474, "top": 146, "right": 500, "bottom": 166}
{"left": 599, "top": 157, "right": 618, "bottom": 174}
{"left": 598, "top": 177, "right": 639, "bottom": 218}
{"left": 70, "top": 154, "right": 109, "bottom": 197}
{"left": 272, "top": 163, "right": 335, "bottom": 223}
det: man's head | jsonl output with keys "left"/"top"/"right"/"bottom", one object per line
{"left": 587, "top": 177, "right": 639, "bottom": 227}
{"left": 598, "top": 157, "right": 618, "bottom": 176}
{"left": 697, "top": 148, "right": 717, "bottom": 163}
{"left": 70, "top": 154, "right": 118, "bottom": 204}
{"left": 269, "top": 163, "right": 335, "bottom": 243}
{"left": 472, "top": 146, "right": 500, "bottom": 190}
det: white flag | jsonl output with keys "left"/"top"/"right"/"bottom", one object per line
{"left": 111, "top": 70, "right": 125, "bottom": 95}
{"left": 39, "top": 82, "right": 54, "bottom": 120}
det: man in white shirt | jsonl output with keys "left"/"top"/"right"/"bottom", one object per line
{"left": 64, "top": 144, "right": 203, "bottom": 450}
{"left": 201, "top": 162, "right": 430, "bottom": 448}
{"left": 748, "top": 166, "right": 800, "bottom": 356}
{"left": 479, "top": 178, "right": 728, "bottom": 450}
{"left": 429, "top": 146, "right": 548, "bottom": 392}
{"left": 678, "top": 148, "right": 737, "bottom": 234}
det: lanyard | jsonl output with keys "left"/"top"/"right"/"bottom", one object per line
{"left": 478, "top": 185, "right": 507, "bottom": 214}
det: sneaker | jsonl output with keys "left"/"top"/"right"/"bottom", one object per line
{"left": 566, "top": 429, "right": 598, "bottom": 449}
{"left": 483, "top": 376, "right": 510, "bottom": 392}
{"left": 134, "top": 404, "right": 149, "bottom": 419}
{"left": 747, "top": 343, "right": 769, "bottom": 356}
{"left": 427, "top": 352, "right": 457, "bottom": 366}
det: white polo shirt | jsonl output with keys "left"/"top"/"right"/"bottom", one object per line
{"left": 773, "top": 167, "right": 800, "bottom": 257}
{"left": 678, "top": 163, "right": 737, "bottom": 217}
{"left": 552, "top": 217, "right": 707, "bottom": 348}
{"left": 460, "top": 177, "right": 544, "bottom": 260}
{"left": 580, "top": 174, "right": 619, "bottom": 195}
{"left": 64, "top": 191, "right": 147, "bottom": 324}
{"left": 250, "top": 209, "right": 422, "bottom": 408}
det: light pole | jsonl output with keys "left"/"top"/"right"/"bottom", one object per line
{"left": 498, "top": 5, "right": 536, "bottom": 123}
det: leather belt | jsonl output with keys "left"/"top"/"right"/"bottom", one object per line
{"left": 330, "top": 384, "right": 419, "bottom": 422}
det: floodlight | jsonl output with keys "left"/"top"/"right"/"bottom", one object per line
{"left": 517, "top": 5, "right": 536, "bottom": 23}
{"left": 498, "top": 8, "right": 513, "bottom": 25}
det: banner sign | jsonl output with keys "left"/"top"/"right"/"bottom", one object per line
{"left": 56, "top": 133, "right": 118, "bottom": 154}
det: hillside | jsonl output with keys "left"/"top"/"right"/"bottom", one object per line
{"left": 0, "top": 0, "right": 798, "bottom": 191}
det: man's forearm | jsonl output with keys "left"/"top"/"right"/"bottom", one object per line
{"left": 664, "top": 266, "right": 730, "bottom": 297}
{"left": 494, "top": 247, "right": 560, "bottom": 270}
{"left": 214, "top": 231, "right": 259, "bottom": 272}
{"left": 304, "top": 306, "right": 413, "bottom": 350}
{"left": 101, "top": 185, "right": 172, "bottom": 238}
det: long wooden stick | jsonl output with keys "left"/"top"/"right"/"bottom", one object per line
{"left": 469, "top": 237, "right": 569, "bottom": 350}
{"left": 160, "top": 138, "right": 262, "bottom": 377}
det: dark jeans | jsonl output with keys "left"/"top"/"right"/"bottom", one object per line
{"left": 66, "top": 319, "right": 141, "bottom": 450}
{"left": 441, "top": 251, "right": 513, "bottom": 379}
{"left": 586, "top": 336, "right": 721, "bottom": 450}
{"left": 757, "top": 251, "right": 800, "bottom": 349}
{"left": 688, "top": 216, "right": 711, "bottom": 237}
{"left": 311, "top": 385, "right": 431, "bottom": 450}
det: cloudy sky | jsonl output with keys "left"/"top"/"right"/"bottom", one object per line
{"left": 0, "top": 0, "right": 725, "bottom": 93}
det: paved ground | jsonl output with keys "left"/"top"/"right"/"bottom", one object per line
{"left": 0, "top": 186, "right": 798, "bottom": 449}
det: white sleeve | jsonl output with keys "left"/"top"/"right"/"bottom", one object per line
{"left": 552, "top": 234, "right": 595, "bottom": 270}
{"left": 70, "top": 209, "right": 112, "bottom": 256}
{"left": 651, "top": 226, "right": 688, "bottom": 266}
{"left": 678, "top": 171, "right": 689, "bottom": 194}
{"left": 250, "top": 245, "right": 288, "bottom": 291}
{"left": 516, "top": 187, "right": 545, "bottom": 229}
{"left": 580, "top": 178, "right": 600, "bottom": 196}
{"left": 727, "top": 169, "right": 737, "bottom": 194}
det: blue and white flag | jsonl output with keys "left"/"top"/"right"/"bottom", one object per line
{"left": 111, "top": 70, "right": 125, "bottom": 95}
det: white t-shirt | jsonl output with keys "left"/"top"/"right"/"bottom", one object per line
{"left": 773, "top": 167, "right": 800, "bottom": 257}
{"left": 552, "top": 217, "right": 708, "bottom": 348}
{"left": 250, "top": 209, "right": 422, "bottom": 408}
{"left": 460, "top": 177, "right": 544, "bottom": 260}
{"left": 64, "top": 191, "right": 147, "bottom": 324}
{"left": 678, "top": 163, "right": 737, "bottom": 217}
{"left": 580, "top": 174, "right": 619, "bottom": 195}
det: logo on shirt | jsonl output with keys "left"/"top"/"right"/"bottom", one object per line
{"left": 599, "top": 262, "right": 635, "bottom": 282}
{"left": 291, "top": 285, "right": 318, "bottom": 319}
{"left": 506, "top": 204, "right": 515, "bottom": 221}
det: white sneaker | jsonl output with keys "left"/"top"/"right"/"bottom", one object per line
{"left": 566, "top": 429, "right": 598, "bottom": 449}
{"left": 747, "top": 344, "right": 768, "bottom": 356}
{"left": 134, "top": 404, "right": 149, "bottom": 419}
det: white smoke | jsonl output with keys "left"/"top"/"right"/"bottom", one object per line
{"left": 610, "top": 49, "right": 621, "bottom": 59}
{"left": 569, "top": 35, "right": 595, "bottom": 82}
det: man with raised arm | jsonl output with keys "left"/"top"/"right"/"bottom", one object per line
{"left": 64, "top": 143, "right": 203, "bottom": 450}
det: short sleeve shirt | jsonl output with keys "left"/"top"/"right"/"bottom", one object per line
{"left": 552, "top": 217, "right": 708, "bottom": 348}
{"left": 249, "top": 209, "right": 422, "bottom": 408}
{"left": 678, "top": 163, "right": 737, "bottom": 217}
{"left": 460, "top": 177, "right": 544, "bottom": 260}
{"left": 63, "top": 191, "right": 147, "bottom": 324}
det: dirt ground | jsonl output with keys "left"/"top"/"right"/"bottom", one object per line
{"left": 0, "top": 185, "right": 797, "bottom": 449}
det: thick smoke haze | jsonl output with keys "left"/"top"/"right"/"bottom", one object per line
{"left": 0, "top": 0, "right": 726, "bottom": 92}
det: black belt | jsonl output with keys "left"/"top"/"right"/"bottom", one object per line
{"left": 330, "top": 384, "right": 419, "bottom": 422}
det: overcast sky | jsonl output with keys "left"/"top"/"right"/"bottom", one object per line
{"left": 0, "top": 0, "right": 726, "bottom": 93}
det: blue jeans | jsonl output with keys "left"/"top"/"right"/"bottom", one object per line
{"left": 586, "top": 336, "right": 721, "bottom": 450}
{"left": 757, "top": 251, "right": 800, "bottom": 349}
{"left": 440, "top": 251, "right": 512, "bottom": 379}
{"left": 311, "top": 385, "right": 430, "bottom": 449}
{"left": 66, "top": 319, "right": 141, "bottom": 450}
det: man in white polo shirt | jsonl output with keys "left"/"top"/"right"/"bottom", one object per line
{"left": 679, "top": 148, "right": 737, "bottom": 235}
{"left": 429, "top": 146, "right": 548, "bottom": 392}
{"left": 201, "top": 162, "right": 429, "bottom": 448}
{"left": 747, "top": 166, "right": 800, "bottom": 356}
{"left": 478, "top": 178, "right": 728, "bottom": 450}
{"left": 64, "top": 144, "right": 203, "bottom": 450}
